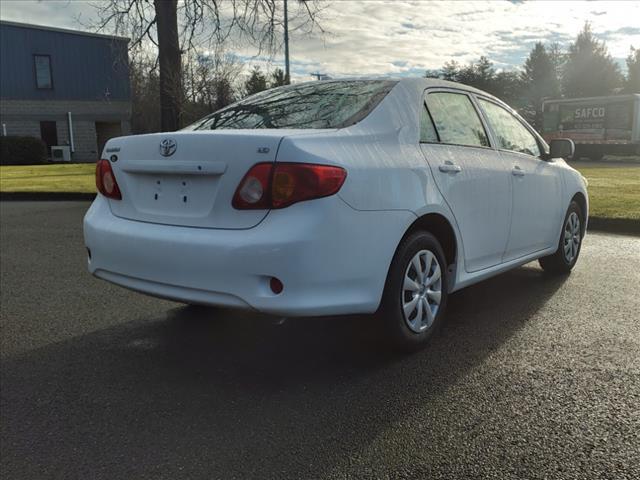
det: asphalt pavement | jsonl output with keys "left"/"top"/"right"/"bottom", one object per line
{"left": 1, "top": 201, "right": 639, "bottom": 479}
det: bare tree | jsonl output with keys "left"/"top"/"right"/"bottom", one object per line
{"left": 88, "top": 0, "right": 325, "bottom": 131}
{"left": 130, "top": 57, "right": 161, "bottom": 134}
{"left": 182, "top": 49, "right": 244, "bottom": 125}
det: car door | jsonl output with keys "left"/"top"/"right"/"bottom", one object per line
{"left": 419, "top": 90, "right": 512, "bottom": 273}
{"left": 476, "top": 97, "right": 562, "bottom": 261}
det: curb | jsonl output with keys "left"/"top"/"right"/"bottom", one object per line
{"left": 0, "top": 192, "right": 96, "bottom": 201}
{"left": 588, "top": 217, "right": 640, "bottom": 236}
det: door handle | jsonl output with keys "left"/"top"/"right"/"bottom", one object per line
{"left": 439, "top": 162, "right": 462, "bottom": 173}
{"left": 511, "top": 166, "right": 525, "bottom": 177}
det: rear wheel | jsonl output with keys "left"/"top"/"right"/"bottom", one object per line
{"left": 539, "top": 201, "right": 584, "bottom": 274}
{"left": 379, "top": 231, "right": 448, "bottom": 351}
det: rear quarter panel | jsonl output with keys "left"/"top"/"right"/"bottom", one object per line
{"left": 277, "top": 82, "right": 450, "bottom": 214}
{"left": 275, "top": 81, "right": 465, "bottom": 290}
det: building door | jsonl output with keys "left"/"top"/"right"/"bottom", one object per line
{"left": 95, "top": 122, "right": 122, "bottom": 158}
{"left": 39, "top": 121, "right": 58, "bottom": 155}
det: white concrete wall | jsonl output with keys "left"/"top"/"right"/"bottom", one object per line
{"left": 0, "top": 99, "right": 131, "bottom": 162}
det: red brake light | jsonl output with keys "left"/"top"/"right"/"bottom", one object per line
{"left": 232, "top": 162, "right": 347, "bottom": 210}
{"left": 96, "top": 159, "right": 122, "bottom": 200}
{"left": 271, "top": 163, "right": 347, "bottom": 208}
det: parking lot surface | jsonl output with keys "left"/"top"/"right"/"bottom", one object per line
{"left": 1, "top": 201, "right": 639, "bottom": 479}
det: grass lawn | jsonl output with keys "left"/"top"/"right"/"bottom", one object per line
{"left": 573, "top": 165, "right": 640, "bottom": 220}
{"left": 1, "top": 162, "right": 638, "bottom": 221}
{"left": 0, "top": 163, "right": 95, "bottom": 193}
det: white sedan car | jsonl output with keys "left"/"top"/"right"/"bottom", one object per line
{"left": 84, "top": 78, "right": 588, "bottom": 350}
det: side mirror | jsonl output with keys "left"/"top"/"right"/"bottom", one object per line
{"left": 548, "top": 138, "right": 575, "bottom": 160}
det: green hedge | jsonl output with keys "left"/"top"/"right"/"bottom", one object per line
{"left": 0, "top": 136, "right": 48, "bottom": 165}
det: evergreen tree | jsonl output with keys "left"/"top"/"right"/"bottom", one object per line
{"left": 270, "top": 68, "right": 287, "bottom": 88}
{"left": 441, "top": 61, "right": 460, "bottom": 81}
{"left": 424, "top": 69, "right": 441, "bottom": 80}
{"left": 547, "top": 42, "right": 566, "bottom": 81}
{"left": 213, "top": 77, "right": 235, "bottom": 110}
{"left": 456, "top": 57, "right": 495, "bottom": 93}
{"left": 520, "top": 42, "right": 560, "bottom": 129}
{"left": 244, "top": 66, "right": 268, "bottom": 96}
{"left": 474, "top": 56, "right": 495, "bottom": 91}
{"left": 493, "top": 70, "right": 524, "bottom": 108}
{"left": 624, "top": 46, "right": 640, "bottom": 93}
{"left": 424, "top": 61, "right": 459, "bottom": 81}
{"left": 429, "top": 57, "right": 522, "bottom": 107}
{"left": 562, "top": 23, "right": 623, "bottom": 97}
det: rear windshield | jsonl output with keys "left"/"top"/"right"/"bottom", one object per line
{"left": 186, "top": 80, "right": 397, "bottom": 130}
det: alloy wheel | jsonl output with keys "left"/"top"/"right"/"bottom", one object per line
{"left": 402, "top": 249, "right": 442, "bottom": 333}
{"left": 563, "top": 211, "right": 581, "bottom": 263}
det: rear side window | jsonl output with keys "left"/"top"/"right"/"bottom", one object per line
{"left": 420, "top": 103, "right": 439, "bottom": 142}
{"left": 425, "top": 92, "right": 489, "bottom": 147}
{"left": 478, "top": 98, "right": 541, "bottom": 157}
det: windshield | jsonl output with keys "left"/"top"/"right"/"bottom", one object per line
{"left": 186, "top": 80, "right": 397, "bottom": 131}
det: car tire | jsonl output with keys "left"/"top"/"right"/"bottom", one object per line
{"left": 539, "top": 201, "right": 584, "bottom": 274}
{"left": 379, "top": 231, "right": 449, "bottom": 352}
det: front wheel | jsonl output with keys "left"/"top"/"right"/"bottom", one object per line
{"left": 539, "top": 201, "right": 584, "bottom": 274}
{"left": 379, "top": 231, "right": 449, "bottom": 351}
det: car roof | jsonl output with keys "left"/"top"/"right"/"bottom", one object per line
{"left": 296, "top": 77, "right": 499, "bottom": 102}
{"left": 396, "top": 77, "right": 489, "bottom": 95}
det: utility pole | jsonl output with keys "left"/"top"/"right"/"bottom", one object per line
{"left": 284, "top": 0, "right": 290, "bottom": 84}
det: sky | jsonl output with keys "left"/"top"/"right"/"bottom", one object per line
{"left": 1, "top": 0, "right": 639, "bottom": 81}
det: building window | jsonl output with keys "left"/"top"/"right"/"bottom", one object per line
{"left": 34, "top": 55, "right": 53, "bottom": 89}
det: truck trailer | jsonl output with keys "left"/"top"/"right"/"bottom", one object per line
{"left": 542, "top": 94, "right": 640, "bottom": 160}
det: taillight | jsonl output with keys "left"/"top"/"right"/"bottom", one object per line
{"left": 232, "top": 162, "right": 272, "bottom": 209}
{"left": 95, "top": 159, "right": 122, "bottom": 200}
{"left": 233, "top": 162, "right": 347, "bottom": 210}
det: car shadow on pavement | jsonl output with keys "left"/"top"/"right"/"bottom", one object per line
{"left": 1, "top": 265, "right": 567, "bottom": 479}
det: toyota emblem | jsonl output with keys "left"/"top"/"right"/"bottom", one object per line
{"left": 159, "top": 138, "right": 177, "bottom": 157}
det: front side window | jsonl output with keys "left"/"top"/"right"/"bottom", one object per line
{"left": 478, "top": 98, "right": 541, "bottom": 157}
{"left": 34, "top": 55, "right": 52, "bottom": 89}
{"left": 424, "top": 92, "right": 489, "bottom": 147}
{"left": 187, "top": 80, "right": 397, "bottom": 130}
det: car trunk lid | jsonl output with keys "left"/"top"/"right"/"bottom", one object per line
{"left": 106, "top": 130, "right": 286, "bottom": 229}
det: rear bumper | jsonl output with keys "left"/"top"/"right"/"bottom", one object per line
{"left": 84, "top": 195, "right": 414, "bottom": 316}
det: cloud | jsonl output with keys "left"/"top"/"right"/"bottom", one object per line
{"left": 0, "top": 0, "right": 91, "bottom": 28}
{"left": 602, "top": 26, "right": 640, "bottom": 37}
{"left": 1, "top": 0, "right": 639, "bottom": 80}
